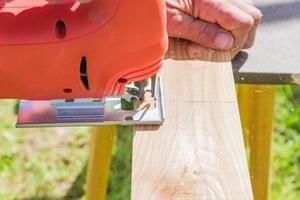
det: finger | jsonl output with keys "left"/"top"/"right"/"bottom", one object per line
{"left": 230, "top": 0, "right": 262, "bottom": 21}
{"left": 239, "top": 0, "right": 254, "bottom": 5}
{"left": 219, "top": 5, "right": 254, "bottom": 51}
{"left": 195, "top": 0, "right": 255, "bottom": 31}
{"left": 194, "top": 0, "right": 255, "bottom": 50}
{"left": 243, "top": 16, "right": 260, "bottom": 48}
{"left": 167, "top": 8, "right": 234, "bottom": 50}
{"left": 166, "top": 38, "right": 237, "bottom": 61}
{"left": 229, "top": 0, "right": 262, "bottom": 48}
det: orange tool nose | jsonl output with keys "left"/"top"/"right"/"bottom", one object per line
{"left": 0, "top": 0, "right": 168, "bottom": 100}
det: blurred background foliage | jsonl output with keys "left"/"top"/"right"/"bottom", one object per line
{"left": 0, "top": 85, "right": 299, "bottom": 200}
{"left": 272, "top": 86, "right": 300, "bottom": 200}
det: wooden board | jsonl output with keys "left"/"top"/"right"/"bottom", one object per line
{"left": 131, "top": 54, "right": 253, "bottom": 199}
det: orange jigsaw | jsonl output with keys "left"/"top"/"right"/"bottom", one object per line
{"left": 0, "top": 0, "right": 168, "bottom": 127}
{"left": 0, "top": 0, "right": 167, "bottom": 100}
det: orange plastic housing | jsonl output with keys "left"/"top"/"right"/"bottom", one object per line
{"left": 0, "top": 0, "right": 168, "bottom": 100}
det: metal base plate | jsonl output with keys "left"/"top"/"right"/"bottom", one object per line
{"left": 16, "top": 77, "right": 165, "bottom": 128}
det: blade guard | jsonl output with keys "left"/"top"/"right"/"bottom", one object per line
{"left": 0, "top": 0, "right": 168, "bottom": 100}
{"left": 16, "top": 77, "right": 165, "bottom": 128}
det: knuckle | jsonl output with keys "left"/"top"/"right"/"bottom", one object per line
{"left": 253, "top": 10, "right": 263, "bottom": 21}
{"left": 195, "top": 22, "right": 219, "bottom": 43}
{"left": 196, "top": 22, "right": 209, "bottom": 42}
{"left": 202, "top": 0, "right": 221, "bottom": 9}
{"left": 248, "top": 7, "right": 263, "bottom": 22}
{"left": 241, "top": 0, "right": 254, "bottom": 5}
{"left": 240, "top": 17, "right": 255, "bottom": 29}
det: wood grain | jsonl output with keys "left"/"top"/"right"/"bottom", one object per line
{"left": 131, "top": 53, "right": 253, "bottom": 200}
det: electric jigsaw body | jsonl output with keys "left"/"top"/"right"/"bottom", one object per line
{"left": 0, "top": 0, "right": 168, "bottom": 127}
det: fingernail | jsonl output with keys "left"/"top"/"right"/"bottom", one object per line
{"left": 215, "top": 33, "right": 233, "bottom": 49}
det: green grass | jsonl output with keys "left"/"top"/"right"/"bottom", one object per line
{"left": 107, "top": 126, "right": 132, "bottom": 200}
{"left": 0, "top": 100, "right": 89, "bottom": 200}
{"left": 0, "top": 86, "right": 300, "bottom": 199}
{"left": 271, "top": 86, "right": 300, "bottom": 200}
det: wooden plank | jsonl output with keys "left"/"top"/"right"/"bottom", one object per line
{"left": 131, "top": 54, "right": 253, "bottom": 199}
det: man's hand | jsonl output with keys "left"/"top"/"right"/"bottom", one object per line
{"left": 165, "top": 0, "right": 262, "bottom": 60}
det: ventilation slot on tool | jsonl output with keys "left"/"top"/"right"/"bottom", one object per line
{"left": 55, "top": 20, "right": 67, "bottom": 39}
{"left": 80, "top": 56, "right": 90, "bottom": 90}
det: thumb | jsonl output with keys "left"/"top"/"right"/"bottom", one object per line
{"left": 167, "top": 8, "right": 234, "bottom": 50}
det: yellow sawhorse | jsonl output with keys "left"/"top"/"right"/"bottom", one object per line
{"left": 85, "top": 84, "right": 276, "bottom": 200}
{"left": 86, "top": 126, "right": 116, "bottom": 200}
{"left": 238, "top": 84, "right": 276, "bottom": 200}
